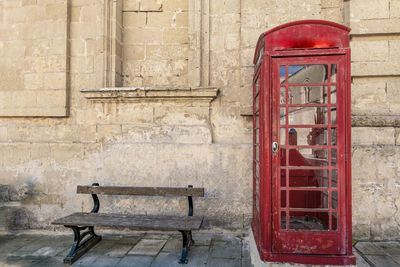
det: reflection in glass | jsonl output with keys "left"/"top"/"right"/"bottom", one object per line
{"left": 289, "top": 212, "right": 329, "bottom": 231}
{"left": 331, "top": 64, "right": 337, "bottom": 83}
{"left": 288, "top": 148, "right": 329, "bottom": 167}
{"left": 280, "top": 108, "right": 286, "bottom": 124}
{"left": 289, "top": 86, "right": 328, "bottom": 105}
{"left": 288, "top": 107, "right": 328, "bottom": 125}
{"left": 331, "top": 148, "right": 337, "bottom": 167}
{"left": 331, "top": 106, "right": 337, "bottom": 124}
{"left": 332, "top": 169, "right": 337, "bottom": 188}
{"left": 287, "top": 65, "right": 329, "bottom": 84}
{"left": 281, "top": 212, "right": 287, "bottom": 229}
{"left": 289, "top": 191, "right": 329, "bottom": 209}
{"left": 289, "top": 169, "right": 329, "bottom": 188}
{"left": 331, "top": 85, "right": 337, "bottom": 104}
{"left": 331, "top": 128, "right": 337, "bottom": 145}
{"left": 280, "top": 65, "right": 286, "bottom": 83}
{"left": 332, "top": 212, "right": 338, "bottom": 230}
{"left": 280, "top": 128, "right": 286, "bottom": 146}
{"left": 332, "top": 190, "right": 338, "bottom": 210}
{"left": 280, "top": 87, "right": 286, "bottom": 104}
{"left": 285, "top": 128, "right": 329, "bottom": 146}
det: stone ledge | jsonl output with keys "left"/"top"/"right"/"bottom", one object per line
{"left": 80, "top": 87, "right": 219, "bottom": 102}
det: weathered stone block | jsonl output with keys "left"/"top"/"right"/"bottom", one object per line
{"left": 351, "top": 40, "right": 389, "bottom": 62}
{"left": 321, "top": 0, "right": 341, "bottom": 8}
{"left": 123, "top": 12, "right": 146, "bottom": 27}
{"left": 43, "top": 73, "right": 66, "bottom": 89}
{"left": 163, "top": 0, "right": 188, "bottom": 11}
{"left": 140, "top": 0, "right": 162, "bottom": 12}
{"left": 0, "top": 185, "right": 10, "bottom": 201}
{"left": 123, "top": 45, "right": 145, "bottom": 60}
{"left": 146, "top": 12, "right": 176, "bottom": 27}
{"left": 351, "top": 18, "right": 400, "bottom": 35}
{"left": 24, "top": 73, "right": 43, "bottom": 90}
{"left": 123, "top": 0, "right": 140, "bottom": 11}
{"left": 0, "top": 207, "right": 29, "bottom": 231}
{"left": 163, "top": 28, "right": 188, "bottom": 44}
{"left": 352, "top": 127, "right": 395, "bottom": 145}
{"left": 390, "top": 0, "right": 400, "bottom": 18}
{"left": 124, "top": 28, "right": 163, "bottom": 44}
{"left": 352, "top": 61, "right": 400, "bottom": 77}
{"left": 70, "top": 56, "right": 94, "bottom": 74}
{"left": 351, "top": 0, "right": 389, "bottom": 20}
{"left": 145, "top": 45, "right": 188, "bottom": 60}
{"left": 96, "top": 124, "right": 122, "bottom": 142}
{"left": 36, "top": 90, "right": 67, "bottom": 108}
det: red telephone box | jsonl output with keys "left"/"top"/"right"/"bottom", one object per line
{"left": 252, "top": 20, "right": 355, "bottom": 265}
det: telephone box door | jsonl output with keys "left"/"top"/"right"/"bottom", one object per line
{"left": 271, "top": 55, "right": 347, "bottom": 255}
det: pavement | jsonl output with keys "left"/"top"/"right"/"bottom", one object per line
{"left": 0, "top": 230, "right": 399, "bottom": 267}
{"left": 0, "top": 231, "right": 251, "bottom": 267}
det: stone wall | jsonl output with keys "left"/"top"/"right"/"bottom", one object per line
{"left": 122, "top": 0, "right": 189, "bottom": 86}
{"left": 350, "top": 0, "right": 400, "bottom": 240}
{"left": 0, "top": 0, "right": 69, "bottom": 116}
{"left": 0, "top": 0, "right": 399, "bottom": 241}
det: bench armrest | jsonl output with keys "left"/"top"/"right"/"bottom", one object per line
{"left": 91, "top": 183, "right": 100, "bottom": 213}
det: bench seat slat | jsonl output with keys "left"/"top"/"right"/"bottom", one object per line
{"left": 77, "top": 186, "right": 204, "bottom": 197}
{"left": 52, "top": 213, "right": 203, "bottom": 231}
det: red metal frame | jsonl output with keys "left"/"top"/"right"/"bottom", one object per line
{"left": 252, "top": 20, "right": 355, "bottom": 266}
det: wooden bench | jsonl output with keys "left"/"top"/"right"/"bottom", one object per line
{"left": 52, "top": 183, "right": 204, "bottom": 264}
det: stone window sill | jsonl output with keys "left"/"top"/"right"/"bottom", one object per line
{"left": 80, "top": 87, "right": 219, "bottom": 102}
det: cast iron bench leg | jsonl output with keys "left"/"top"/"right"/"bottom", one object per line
{"left": 179, "top": 230, "right": 194, "bottom": 264}
{"left": 63, "top": 225, "right": 102, "bottom": 264}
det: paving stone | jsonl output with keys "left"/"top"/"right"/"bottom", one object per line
{"left": 151, "top": 252, "right": 182, "bottom": 267}
{"left": 186, "top": 246, "right": 209, "bottom": 267}
{"left": 162, "top": 237, "right": 181, "bottom": 252}
{"left": 73, "top": 255, "right": 98, "bottom": 266}
{"left": 355, "top": 242, "right": 386, "bottom": 255}
{"left": 3, "top": 258, "right": 43, "bottom": 267}
{"left": 391, "top": 255, "right": 400, "bottom": 264}
{"left": 119, "top": 235, "right": 142, "bottom": 246}
{"left": 105, "top": 244, "right": 134, "bottom": 257}
{"left": 144, "top": 232, "right": 173, "bottom": 240}
{"left": 31, "top": 256, "right": 64, "bottom": 267}
{"left": 207, "top": 257, "right": 241, "bottom": 267}
{"left": 118, "top": 255, "right": 154, "bottom": 267}
{"left": 354, "top": 250, "right": 372, "bottom": 267}
{"left": 192, "top": 233, "right": 213, "bottom": 246}
{"left": 210, "top": 240, "right": 241, "bottom": 259}
{"left": 128, "top": 239, "right": 167, "bottom": 256}
{"left": 375, "top": 241, "right": 400, "bottom": 255}
{"left": 90, "top": 256, "right": 121, "bottom": 267}
{"left": 242, "top": 238, "right": 250, "bottom": 259}
{"left": 31, "top": 246, "right": 64, "bottom": 257}
{"left": 0, "top": 236, "right": 36, "bottom": 256}
{"left": 8, "top": 237, "right": 52, "bottom": 257}
{"left": 365, "top": 255, "right": 400, "bottom": 267}
{"left": 242, "top": 257, "right": 253, "bottom": 267}
{"left": 85, "top": 239, "right": 117, "bottom": 255}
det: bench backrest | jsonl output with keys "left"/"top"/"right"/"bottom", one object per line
{"left": 77, "top": 185, "right": 204, "bottom": 197}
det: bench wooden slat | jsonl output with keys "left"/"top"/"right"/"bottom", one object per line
{"left": 77, "top": 186, "right": 205, "bottom": 197}
{"left": 52, "top": 212, "right": 203, "bottom": 231}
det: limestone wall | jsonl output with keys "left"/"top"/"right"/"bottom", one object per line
{"left": 0, "top": 0, "right": 399, "bottom": 240}
{"left": 350, "top": 0, "right": 400, "bottom": 240}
